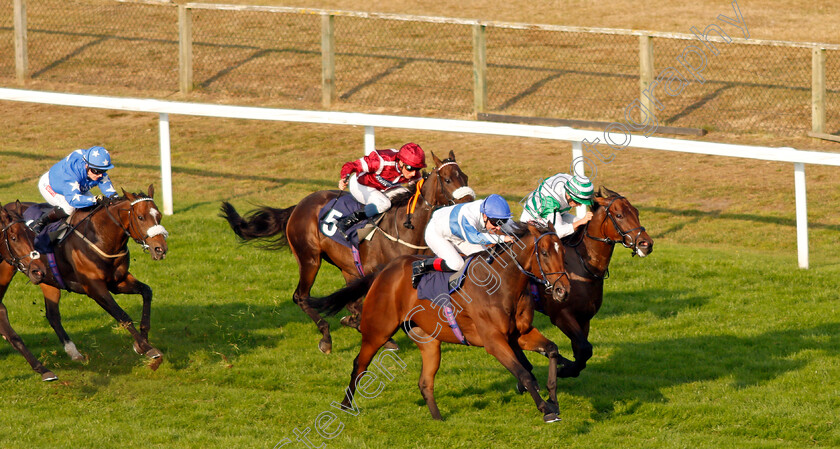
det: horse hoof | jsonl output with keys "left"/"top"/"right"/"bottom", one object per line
{"left": 41, "top": 371, "right": 58, "bottom": 382}
{"left": 318, "top": 340, "right": 332, "bottom": 354}
{"left": 339, "top": 315, "right": 359, "bottom": 329}
{"left": 383, "top": 339, "right": 399, "bottom": 351}
{"left": 145, "top": 348, "right": 163, "bottom": 359}
{"left": 543, "top": 413, "right": 561, "bottom": 423}
{"left": 147, "top": 357, "right": 163, "bottom": 371}
{"left": 515, "top": 382, "right": 525, "bottom": 394}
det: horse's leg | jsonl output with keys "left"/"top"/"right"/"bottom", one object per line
{"left": 512, "top": 343, "right": 538, "bottom": 394}
{"left": 110, "top": 273, "right": 153, "bottom": 340}
{"left": 291, "top": 251, "right": 334, "bottom": 354}
{"left": 0, "top": 265, "right": 57, "bottom": 381}
{"left": 341, "top": 327, "right": 396, "bottom": 411}
{"left": 516, "top": 328, "right": 561, "bottom": 415}
{"left": 483, "top": 333, "right": 558, "bottom": 422}
{"left": 41, "top": 284, "right": 84, "bottom": 361}
{"left": 554, "top": 309, "right": 592, "bottom": 378}
{"left": 415, "top": 338, "right": 443, "bottom": 420}
{"left": 83, "top": 281, "right": 161, "bottom": 359}
{"left": 339, "top": 271, "right": 362, "bottom": 330}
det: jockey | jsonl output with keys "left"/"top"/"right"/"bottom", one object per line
{"left": 29, "top": 145, "right": 118, "bottom": 234}
{"left": 336, "top": 142, "right": 426, "bottom": 234}
{"left": 520, "top": 173, "right": 594, "bottom": 238}
{"left": 412, "top": 194, "right": 514, "bottom": 287}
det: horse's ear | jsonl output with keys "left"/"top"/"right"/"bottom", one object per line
{"left": 448, "top": 150, "right": 456, "bottom": 161}
{"left": 148, "top": 184, "right": 155, "bottom": 198}
{"left": 431, "top": 151, "right": 443, "bottom": 167}
{"left": 121, "top": 188, "right": 128, "bottom": 197}
{"left": 528, "top": 221, "right": 541, "bottom": 239}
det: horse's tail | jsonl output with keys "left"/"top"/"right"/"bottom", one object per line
{"left": 220, "top": 202, "right": 295, "bottom": 249}
{"left": 307, "top": 273, "right": 377, "bottom": 316}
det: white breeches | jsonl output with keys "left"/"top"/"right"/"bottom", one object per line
{"left": 38, "top": 172, "right": 75, "bottom": 215}
{"left": 348, "top": 175, "right": 392, "bottom": 214}
{"left": 424, "top": 211, "right": 487, "bottom": 271}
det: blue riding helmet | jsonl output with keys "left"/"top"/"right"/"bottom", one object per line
{"left": 83, "top": 146, "right": 115, "bottom": 170}
{"left": 480, "top": 194, "right": 513, "bottom": 219}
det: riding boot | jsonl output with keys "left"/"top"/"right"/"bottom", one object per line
{"left": 411, "top": 257, "right": 452, "bottom": 288}
{"left": 336, "top": 209, "right": 368, "bottom": 236}
{"left": 29, "top": 206, "right": 69, "bottom": 234}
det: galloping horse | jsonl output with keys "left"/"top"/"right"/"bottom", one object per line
{"left": 307, "top": 222, "right": 571, "bottom": 422}
{"left": 0, "top": 204, "right": 52, "bottom": 380}
{"left": 1, "top": 185, "right": 169, "bottom": 370}
{"left": 221, "top": 151, "right": 474, "bottom": 353}
{"left": 533, "top": 187, "right": 653, "bottom": 379}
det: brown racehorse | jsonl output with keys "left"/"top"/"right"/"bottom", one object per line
{"left": 0, "top": 204, "right": 52, "bottom": 380}
{"left": 220, "top": 151, "right": 474, "bottom": 354}
{"left": 1, "top": 185, "right": 169, "bottom": 371}
{"left": 529, "top": 187, "right": 653, "bottom": 380}
{"left": 307, "top": 222, "right": 571, "bottom": 422}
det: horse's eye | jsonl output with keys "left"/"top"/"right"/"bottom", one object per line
{"left": 541, "top": 249, "right": 548, "bottom": 257}
{"left": 445, "top": 178, "right": 451, "bottom": 184}
{"left": 616, "top": 214, "right": 623, "bottom": 219}
{"left": 10, "top": 235, "right": 17, "bottom": 242}
{"left": 138, "top": 215, "right": 145, "bottom": 221}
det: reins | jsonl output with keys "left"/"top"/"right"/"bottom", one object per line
{"left": 501, "top": 230, "right": 569, "bottom": 295}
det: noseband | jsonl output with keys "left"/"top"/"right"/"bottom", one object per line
{"left": 106, "top": 197, "right": 169, "bottom": 253}
{"left": 507, "top": 231, "right": 569, "bottom": 296}
{"left": 586, "top": 195, "right": 646, "bottom": 255}
{"left": 0, "top": 217, "right": 41, "bottom": 275}
{"left": 429, "top": 161, "right": 476, "bottom": 207}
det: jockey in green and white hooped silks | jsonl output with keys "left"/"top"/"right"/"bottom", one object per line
{"left": 520, "top": 173, "right": 594, "bottom": 238}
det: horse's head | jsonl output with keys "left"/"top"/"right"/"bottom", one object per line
{"left": 423, "top": 150, "right": 475, "bottom": 206}
{"left": 0, "top": 202, "right": 46, "bottom": 284}
{"left": 589, "top": 187, "right": 653, "bottom": 257}
{"left": 118, "top": 185, "right": 169, "bottom": 261}
{"left": 527, "top": 221, "right": 570, "bottom": 302}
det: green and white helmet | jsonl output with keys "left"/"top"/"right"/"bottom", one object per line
{"left": 564, "top": 175, "right": 594, "bottom": 206}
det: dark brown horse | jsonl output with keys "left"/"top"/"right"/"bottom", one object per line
{"left": 0, "top": 204, "right": 52, "bottom": 380}
{"left": 221, "top": 151, "right": 474, "bottom": 353}
{"left": 307, "top": 222, "right": 571, "bottom": 422}
{"left": 534, "top": 187, "right": 653, "bottom": 379}
{"left": 1, "top": 185, "right": 169, "bottom": 373}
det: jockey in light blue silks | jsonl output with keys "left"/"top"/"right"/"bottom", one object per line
{"left": 412, "top": 194, "right": 514, "bottom": 287}
{"left": 30, "top": 145, "right": 118, "bottom": 234}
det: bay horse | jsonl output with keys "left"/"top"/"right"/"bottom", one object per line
{"left": 307, "top": 222, "right": 571, "bottom": 422}
{"left": 1, "top": 185, "right": 169, "bottom": 371}
{"left": 0, "top": 204, "right": 53, "bottom": 380}
{"left": 530, "top": 187, "right": 653, "bottom": 380}
{"left": 220, "top": 151, "right": 474, "bottom": 354}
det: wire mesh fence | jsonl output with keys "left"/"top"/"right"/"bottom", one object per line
{"left": 1, "top": 0, "right": 837, "bottom": 137}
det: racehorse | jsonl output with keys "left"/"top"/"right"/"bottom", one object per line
{"left": 534, "top": 187, "right": 653, "bottom": 379}
{"left": 0, "top": 204, "right": 53, "bottom": 380}
{"left": 307, "top": 222, "right": 571, "bottom": 422}
{"left": 220, "top": 151, "right": 474, "bottom": 354}
{"left": 1, "top": 185, "right": 169, "bottom": 371}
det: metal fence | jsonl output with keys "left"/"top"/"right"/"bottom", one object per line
{"left": 2, "top": 0, "right": 838, "bottom": 137}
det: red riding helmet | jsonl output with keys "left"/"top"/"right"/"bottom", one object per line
{"left": 397, "top": 143, "right": 427, "bottom": 169}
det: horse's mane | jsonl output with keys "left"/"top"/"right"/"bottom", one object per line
{"left": 388, "top": 179, "right": 422, "bottom": 209}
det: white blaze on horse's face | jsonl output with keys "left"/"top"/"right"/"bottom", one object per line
{"left": 554, "top": 242, "right": 560, "bottom": 253}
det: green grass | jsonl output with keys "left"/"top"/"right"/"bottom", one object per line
{"left": 0, "top": 199, "right": 838, "bottom": 448}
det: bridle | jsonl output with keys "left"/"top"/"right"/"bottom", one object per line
{"left": 506, "top": 230, "right": 569, "bottom": 297}
{"left": 0, "top": 216, "right": 41, "bottom": 275}
{"left": 105, "top": 197, "right": 169, "bottom": 253}
{"left": 418, "top": 161, "right": 475, "bottom": 208}
{"left": 586, "top": 195, "right": 646, "bottom": 255}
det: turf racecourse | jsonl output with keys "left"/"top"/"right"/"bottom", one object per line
{"left": 0, "top": 111, "right": 839, "bottom": 448}
{"left": 0, "top": 199, "right": 838, "bottom": 449}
